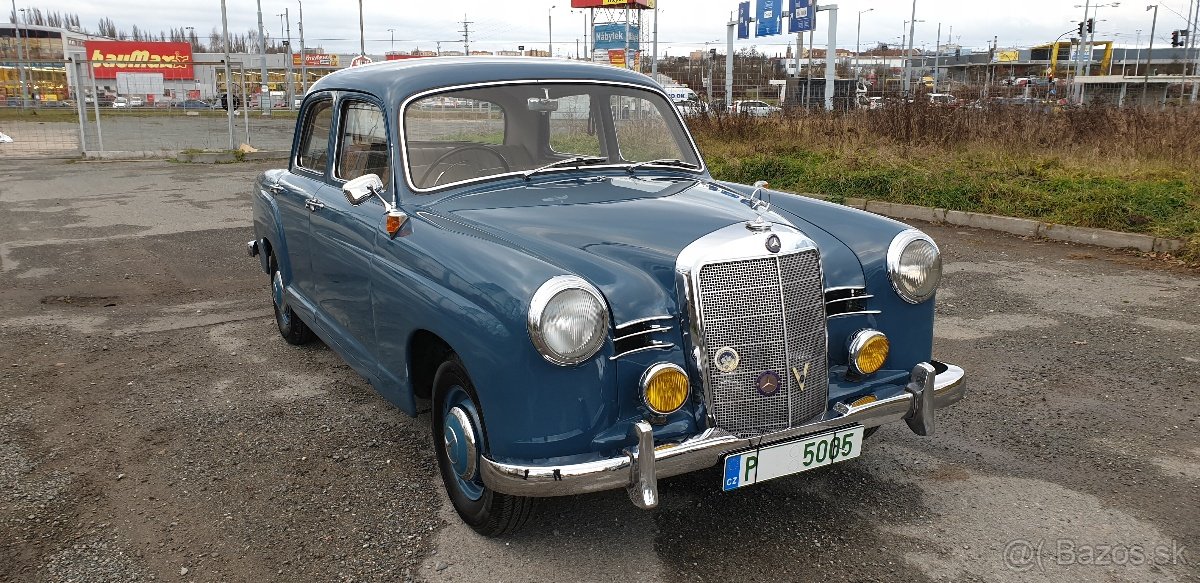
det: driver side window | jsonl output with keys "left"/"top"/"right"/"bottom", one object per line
{"left": 336, "top": 101, "right": 390, "bottom": 188}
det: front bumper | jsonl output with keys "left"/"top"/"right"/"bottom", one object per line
{"left": 480, "top": 361, "right": 965, "bottom": 509}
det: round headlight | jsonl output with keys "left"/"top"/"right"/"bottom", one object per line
{"left": 528, "top": 275, "right": 609, "bottom": 366}
{"left": 886, "top": 230, "right": 942, "bottom": 304}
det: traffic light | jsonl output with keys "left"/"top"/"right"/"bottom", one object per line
{"left": 1078, "top": 21, "right": 1086, "bottom": 36}
{"left": 1174, "top": 31, "right": 1181, "bottom": 47}
{"left": 1086, "top": 18, "right": 1094, "bottom": 34}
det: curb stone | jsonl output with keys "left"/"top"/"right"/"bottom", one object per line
{"left": 801, "top": 193, "right": 1185, "bottom": 254}
{"left": 82, "top": 150, "right": 289, "bottom": 163}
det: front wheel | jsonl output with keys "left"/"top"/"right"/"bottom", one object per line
{"left": 432, "top": 355, "right": 534, "bottom": 536}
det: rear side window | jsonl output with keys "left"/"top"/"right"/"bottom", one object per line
{"left": 297, "top": 99, "right": 333, "bottom": 173}
{"left": 336, "top": 101, "right": 390, "bottom": 186}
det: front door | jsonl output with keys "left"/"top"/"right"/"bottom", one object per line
{"left": 308, "top": 96, "right": 390, "bottom": 371}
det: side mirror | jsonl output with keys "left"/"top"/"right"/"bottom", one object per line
{"left": 343, "top": 173, "right": 384, "bottom": 205}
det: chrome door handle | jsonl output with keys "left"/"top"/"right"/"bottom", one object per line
{"left": 267, "top": 183, "right": 285, "bottom": 194}
{"left": 304, "top": 198, "right": 325, "bottom": 211}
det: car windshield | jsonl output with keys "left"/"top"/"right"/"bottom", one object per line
{"left": 403, "top": 82, "right": 701, "bottom": 191}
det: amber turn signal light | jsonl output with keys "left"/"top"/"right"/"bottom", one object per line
{"left": 847, "top": 329, "right": 889, "bottom": 376}
{"left": 385, "top": 210, "right": 408, "bottom": 238}
{"left": 642, "top": 363, "right": 689, "bottom": 415}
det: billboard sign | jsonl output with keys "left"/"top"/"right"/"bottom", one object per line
{"left": 593, "top": 23, "right": 640, "bottom": 51}
{"left": 85, "top": 41, "right": 194, "bottom": 80}
{"left": 737, "top": 2, "right": 751, "bottom": 40}
{"left": 293, "top": 53, "right": 341, "bottom": 67}
{"left": 756, "top": 0, "right": 782, "bottom": 36}
{"left": 608, "top": 49, "right": 627, "bottom": 68}
{"left": 788, "top": 0, "right": 814, "bottom": 33}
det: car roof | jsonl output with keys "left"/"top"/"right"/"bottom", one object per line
{"left": 309, "top": 57, "right": 663, "bottom": 106}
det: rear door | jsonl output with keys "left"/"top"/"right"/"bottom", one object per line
{"left": 278, "top": 93, "right": 335, "bottom": 305}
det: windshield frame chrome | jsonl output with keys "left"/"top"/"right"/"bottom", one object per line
{"left": 399, "top": 79, "right": 707, "bottom": 195}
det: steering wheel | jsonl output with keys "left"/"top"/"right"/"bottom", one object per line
{"left": 419, "top": 145, "right": 511, "bottom": 187}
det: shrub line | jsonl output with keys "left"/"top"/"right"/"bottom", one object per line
{"left": 798, "top": 192, "right": 1185, "bottom": 254}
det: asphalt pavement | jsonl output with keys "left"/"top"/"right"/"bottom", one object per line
{"left": 0, "top": 159, "right": 1196, "bottom": 583}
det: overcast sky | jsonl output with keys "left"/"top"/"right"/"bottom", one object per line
{"left": 26, "top": 0, "right": 1200, "bottom": 56}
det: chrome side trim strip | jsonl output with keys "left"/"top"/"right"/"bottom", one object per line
{"left": 823, "top": 285, "right": 865, "bottom": 292}
{"left": 614, "top": 315, "right": 674, "bottom": 331}
{"left": 480, "top": 361, "right": 966, "bottom": 499}
{"left": 824, "top": 294, "right": 874, "bottom": 305}
{"left": 613, "top": 325, "right": 672, "bottom": 342}
{"left": 608, "top": 341, "right": 675, "bottom": 361}
{"left": 826, "top": 310, "right": 883, "bottom": 319}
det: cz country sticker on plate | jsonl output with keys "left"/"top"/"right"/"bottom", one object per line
{"left": 722, "top": 426, "right": 865, "bottom": 491}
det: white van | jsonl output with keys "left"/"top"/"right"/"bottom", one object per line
{"left": 662, "top": 85, "right": 698, "bottom": 104}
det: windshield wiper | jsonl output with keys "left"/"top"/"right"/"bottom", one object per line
{"left": 523, "top": 156, "right": 608, "bottom": 180}
{"left": 624, "top": 159, "right": 699, "bottom": 174}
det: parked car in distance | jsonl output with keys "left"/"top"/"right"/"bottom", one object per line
{"left": 128, "top": 96, "right": 145, "bottom": 107}
{"left": 732, "top": 99, "right": 779, "bottom": 116}
{"left": 675, "top": 99, "right": 707, "bottom": 116}
{"left": 112, "top": 97, "right": 128, "bottom": 108}
{"left": 174, "top": 99, "right": 212, "bottom": 109}
{"left": 927, "top": 93, "right": 959, "bottom": 107}
{"left": 248, "top": 57, "right": 965, "bottom": 536}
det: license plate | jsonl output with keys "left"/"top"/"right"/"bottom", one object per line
{"left": 722, "top": 426, "right": 865, "bottom": 491}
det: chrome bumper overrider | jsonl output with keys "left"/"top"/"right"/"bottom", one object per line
{"left": 480, "top": 362, "right": 965, "bottom": 509}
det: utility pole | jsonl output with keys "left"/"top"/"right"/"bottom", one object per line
{"left": 903, "top": 0, "right": 917, "bottom": 95}
{"left": 820, "top": 3, "right": 838, "bottom": 111}
{"left": 279, "top": 9, "right": 293, "bottom": 110}
{"left": 726, "top": 14, "right": 736, "bottom": 110}
{"left": 651, "top": 0, "right": 658, "bottom": 76}
{"left": 1182, "top": 0, "right": 1194, "bottom": 105}
{"left": 933, "top": 22, "right": 941, "bottom": 92}
{"left": 1190, "top": 0, "right": 1200, "bottom": 101}
{"left": 460, "top": 15, "right": 472, "bottom": 55}
{"left": 297, "top": 0, "right": 307, "bottom": 95}
{"left": 256, "top": 0, "right": 270, "bottom": 116}
{"left": 11, "top": 0, "right": 27, "bottom": 109}
{"left": 388, "top": 28, "right": 395, "bottom": 50}
{"left": 220, "top": 0, "right": 235, "bottom": 148}
{"left": 357, "top": 0, "right": 366, "bottom": 56}
{"left": 1142, "top": 3, "right": 1158, "bottom": 105}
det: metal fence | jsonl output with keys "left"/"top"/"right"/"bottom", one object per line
{"left": 1, "top": 58, "right": 297, "bottom": 158}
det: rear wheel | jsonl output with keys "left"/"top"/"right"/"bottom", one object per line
{"left": 268, "top": 254, "right": 314, "bottom": 345}
{"left": 432, "top": 355, "right": 534, "bottom": 536}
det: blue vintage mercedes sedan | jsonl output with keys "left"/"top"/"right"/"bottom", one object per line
{"left": 247, "top": 57, "right": 965, "bottom": 535}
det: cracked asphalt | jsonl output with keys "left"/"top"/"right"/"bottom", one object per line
{"left": 1, "top": 158, "right": 1197, "bottom": 583}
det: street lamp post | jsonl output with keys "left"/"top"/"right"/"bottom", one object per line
{"left": 1132, "top": 29, "right": 1142, "bottom": 76}
{"left": 548, "top": 5, "right": 556, "bottom": 57}
{"left": 902, "top": 19, "right": 925, "bottom": 94}
{"left": 856, "top": 8, "right": 874, "bottom": 80}
{"left": 388, "top": 28, "right": 395, "bottom": 50}
{"left": 1142, "top": 3, "right": 1159, "bottom": 104}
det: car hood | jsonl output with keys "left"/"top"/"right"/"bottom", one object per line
{"left": 427, "top": 175, "right": 863, "bottom": 325}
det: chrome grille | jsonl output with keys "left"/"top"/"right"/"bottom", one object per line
{"left": 697, "top": 249, "right": 829, "bottom": 437}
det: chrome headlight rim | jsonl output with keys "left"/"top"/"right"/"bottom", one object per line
{"left": 886, "top": 229, "right": 942, "bottom": 304}
{"left": 640, "top": 362, "right": 690, "bottom": 415}
{"left": 527, "top": 275, "right": 610, "bottom": 366}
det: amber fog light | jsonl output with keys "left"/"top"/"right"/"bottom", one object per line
{"left": 848, "top": 330, "right": 889, "bottom": 375}
{"left": 642, "top": 363, "right": 689, "bottom": 415}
